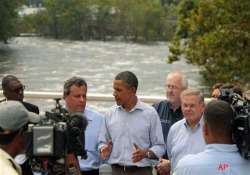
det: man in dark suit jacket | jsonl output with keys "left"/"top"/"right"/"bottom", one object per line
{"left": 1, "top": 75, "right": 40, "bottom": 175}
{"left": 1, "top": 75, "right": 39, "bottom": 114}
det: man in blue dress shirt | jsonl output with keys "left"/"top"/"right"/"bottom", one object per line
{"left": 157, "top": 89, "right": 206, "bottom": 175}
{"left": 98, "top": 71, "right": 165, "bottom": 175}
{"left": 64, "top": 77, "right": 103, "bottom": 175}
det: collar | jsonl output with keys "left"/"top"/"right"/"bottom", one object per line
{"left": 83, "top": 107, "right": 93, "bottom": 122}
{"left": 118, "top": 99, "right": 144, "bottom": 112}
{"left": 184, "top": 115, "right": 204, "bottom": 130}
{"left": 168, "top": 101, "right": 181, "bottom": 112}
{"left": 0, "top": 98, "right": 7, "bottom": 103}
{"left": 206, "top": 144, "right": 239, "bottom": 152}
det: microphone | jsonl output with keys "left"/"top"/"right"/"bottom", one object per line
{"left": 69, "top": 112, "right": 88, "bottom": 131}
{"left": 68, "top": 112, "right": 88, "bottom": 159}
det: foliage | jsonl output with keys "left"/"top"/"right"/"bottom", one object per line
{"left": 17, "top": 11, "right": 49, "bottom": 34}
{"left": 0, "top": 0, "right": 20, "bottom": 43}
{"left": 19, "top": 0, "right": 179, "bottom": 41}
{"left": 168, "top": 0, "right": 250, "bottom": 88}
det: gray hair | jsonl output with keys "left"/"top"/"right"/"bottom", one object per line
{"left": 167, "top": 71, "right": 188, "bottom": 90}
{"left": 63, "top": 77, "right": 87, "bottom": 98}
{"left": 181, "top": 89, "right": 204, "bottom": 103}
{"left": 115, "top": 71, "right": 138, "bottom": 90}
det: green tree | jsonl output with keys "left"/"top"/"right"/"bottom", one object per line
{"left": 20, "top": 0, "right": 178, "bottom": 42}
{"left": 0, "top": 0, "right": 19, "bottom": 43}
{"left": 17, "top": 11, "right": 49, "bottom": 34}
{"left": 169, "top": 0, "right": 250, "bottom": 88}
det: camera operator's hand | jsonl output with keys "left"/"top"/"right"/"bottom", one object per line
{"left": 132, "top": 143, "right": 147, "bottom": 163}
{"left": 100, "top": 140, "right": 113, "bottom": 159}
{"left": 48, "top": 158, "right": 65, "bottom": 175}
{"left": 156, "top": 158, "right": 171, "bottom": 175}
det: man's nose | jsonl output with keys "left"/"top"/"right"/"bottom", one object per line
{"left": 79, "top": 96, "right": 85, "bottom": 102}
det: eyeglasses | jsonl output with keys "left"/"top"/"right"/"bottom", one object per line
{"left": 165, "top": 84, "right": 179, "bottom": 90}
{"left": 9, "top": 85, "right": 25, "bottom": 93}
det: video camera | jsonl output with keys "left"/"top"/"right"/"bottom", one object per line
{"left": 25, "top": 98, "right": 87, "bottom": 174}
{"left": 218, "top": 89, "right": 250, "bottom": 159}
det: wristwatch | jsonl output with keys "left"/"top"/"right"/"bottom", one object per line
{"left": 146, "top": 150, "right": 154, "bottom": 159}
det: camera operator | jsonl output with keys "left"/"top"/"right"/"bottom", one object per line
{"left": 174, "top": 100, "right": 250, "bottom": 175}
{"left": 64, "top": 77, "right": 104, "bottom": 175}
{"left": 211, "top": 83, "right": 223, "bottom": 99}
{"left": 0, "top": 101, "right": 40, "bottom": 175}
{"left": 211, "top": 83, "right": 243, "bottom": 100}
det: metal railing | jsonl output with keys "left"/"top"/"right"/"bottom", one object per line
{"left": 0, "top": 90, "right": 211, "bottom": 104}
{"left": 0, "top": 90, "right": 165, "bottom": 104}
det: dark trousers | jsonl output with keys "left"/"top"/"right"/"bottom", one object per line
{"left": 81, "top": 169, "right": 99, "bottom": 175}
{"left": 20, "top": 160, "right": 33, "bottom": 175}
{"left": 111, "top": 165, "right": 152, "bottom": 175}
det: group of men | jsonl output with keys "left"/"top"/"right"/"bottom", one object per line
{"left": 0, "top": 75, "right": 103, "bottom": 175}
{"left": 0, "top": 71, "right": 250, "bottom": 175}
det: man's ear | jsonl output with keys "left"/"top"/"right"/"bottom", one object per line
{"left": 203, "top": 122, "right": 208, "bottom": 135}
{"left": 63, "top": 94, "right": 67, "bottom": 100}
{"left": 130, "top": 86, "right": 136, "bottom": 94}
{"left": 203, "top": 122, "right": 209, "bottom": 137}
{"left": 203, "top": 122, "right": 212, "bottom": 144}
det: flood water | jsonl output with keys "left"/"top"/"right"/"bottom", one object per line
{"left": 0, "top": 37, "right": 205, "bottom": 111}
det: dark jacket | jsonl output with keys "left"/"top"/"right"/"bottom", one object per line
{"left": 153, "top": 100, "right": 183, "bottom": 158}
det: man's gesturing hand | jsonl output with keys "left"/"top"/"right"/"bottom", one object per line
{"left": 100, "top": 140, "right": 113, "bottom": 159}
{"left": 132, "top": 143, "right": 147, "bottom": 163}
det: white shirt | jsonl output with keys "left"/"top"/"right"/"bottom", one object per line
{"left": 174, "top": 144, "right": 250, "bottom": 175}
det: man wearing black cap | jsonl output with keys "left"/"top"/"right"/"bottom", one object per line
{"left": 1, "top": 75, "right": 39, "bottom": 114}
{"left": 0, "top": 101, "right": 40, "bottom": 175}
{"left": 174, "top": 100, "right": 250, "bottom": 175}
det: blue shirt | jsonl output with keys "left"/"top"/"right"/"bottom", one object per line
{"left": 174, "top": 144, "right": 250, "bottom": 175}
{"left": 78, "top": 107, "right": 104, "bottom": 171}
{"left": 98, "top": 100, "right": 165, "bottom": 167}
{"left": 167, "top": 118, "right": 205, "bottom": 171}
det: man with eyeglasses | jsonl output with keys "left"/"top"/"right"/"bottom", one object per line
{"left": 1, "top": 75, "right": 39, "bottom": 114}
{"left": 1, "top": 75, "right": 39, "bottom": 175}
{"left": 157, "top": 89, "right": 206, "bottom": 175}
{"left": 153, "top": 71, "right": 188, "bottom": 175}
{"left": 0, "top": 101, "right": 40, "bottom": 175}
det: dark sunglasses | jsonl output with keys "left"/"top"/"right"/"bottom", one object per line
{"left": 10, "top": 85, "right": 25, "bottom": 93}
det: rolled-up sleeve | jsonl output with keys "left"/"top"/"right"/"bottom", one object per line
{"left": 98, "top": 112, "right": 110, "bottom": 152}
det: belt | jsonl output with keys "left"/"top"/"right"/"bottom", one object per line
{"left": 81, "top": 169, "right": 99, "bottom": 175}
{"left": 111, "top": 164, "right": 150, "bottom": 172}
